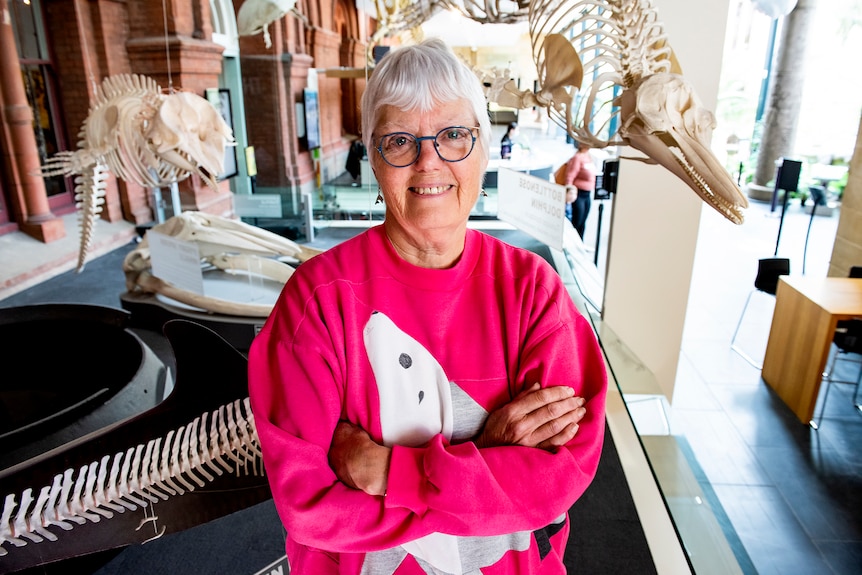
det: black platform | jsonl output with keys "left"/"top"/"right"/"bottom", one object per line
{"left": 0, "top": 234, "right": 660, "bottom": 575}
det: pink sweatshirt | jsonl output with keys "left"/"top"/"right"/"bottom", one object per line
{"left": 248, "top": 225, "right": 607, "bottom": 574}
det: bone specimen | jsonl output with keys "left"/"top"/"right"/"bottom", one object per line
{"left": 522, "top": 0, "right": 748, "bottom": 223}
{"left": 122, "top": 211, "right": 323, "bottom": 317}
{"left": 0, "top": 398, "right": 261, "bottom": 558}
{"left": 35, "top": 74, "right": 235, "bottom": 271}
{"left": 368, "top": 1, "right": 530, "bottom": 66}
{"left": 237, "top": 0, "right": 297, "bottom": 48}
{"left": 372, "top": 0, "right": 748, "bottom": 224}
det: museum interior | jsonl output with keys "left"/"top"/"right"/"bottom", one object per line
{"left": 1, "top": 0, "right": 861, "bottom": 574}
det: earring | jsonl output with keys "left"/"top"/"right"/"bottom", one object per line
{"left": 375, "top": 189, "right": 384, "bottom": 204}
{"left": 481, "top": 188, "right": 488, "bottom": 197}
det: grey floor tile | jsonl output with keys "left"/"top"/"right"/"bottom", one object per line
{"left": 713, "top": 484, "right": 834, "bottom": 575}
{"left": 673, "top": 409, "right": 772, "bottom": 487}
{"left": 816, "top": 540, "right": 862, "bottom": 575}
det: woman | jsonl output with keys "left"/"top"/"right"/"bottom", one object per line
{"left": 563, "top": 142, "right": 597, "bottom": 239}
{"left": 500, "top": 121, "right": 518, "bottom": 159}
{"left": 248, "top": 39, "right": 607, "bottom": 574}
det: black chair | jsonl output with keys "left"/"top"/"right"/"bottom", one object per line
{"left": 833, "top": 267, "right": 862, "bottom": 334}
{"left": 812, "top": 266, "right": 862, "bottom": 427}
{"left": 813, "top": 318, "right": 862, "bottom": 427}
{"left": 730, "top": 257, "right": 791, "bottom": 369}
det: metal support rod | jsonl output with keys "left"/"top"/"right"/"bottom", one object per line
{"left": 594, "top": 202, "right": 604, "bottom": 267}
{"left": 302, "top": 191, "right": 315, "bottom": 242}
{"left": 773, "top": 184, "right": 790, "bottom": 256}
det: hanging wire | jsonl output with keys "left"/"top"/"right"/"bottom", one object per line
{"left": 70, "top": 2, "right": 98, "bottom": 98}
{"left": 162, "top": 0, "right": 174, "bottom": 92}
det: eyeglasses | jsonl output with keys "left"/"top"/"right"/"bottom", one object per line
{"left": 375, "top": 126, "right": 479, "bottom": 168}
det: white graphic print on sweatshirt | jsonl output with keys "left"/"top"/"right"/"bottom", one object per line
{"left": 361, "top": 311, "right": 532, "bottom": 575}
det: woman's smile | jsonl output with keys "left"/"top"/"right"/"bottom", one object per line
{"left": 410, "top": 184, "right": 451, "bottom": 196}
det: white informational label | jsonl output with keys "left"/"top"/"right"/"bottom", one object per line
{"left": 233, "top": 194, "right": 283, "bottom": 218}
{"left": 251, "top": 555, "right": 290, "bottom": 575}
{"left": 148, "top": 231, "right": 204, "bottom": 295}
{"left": 496, "top": 167, "right": 566, "bottom": 251}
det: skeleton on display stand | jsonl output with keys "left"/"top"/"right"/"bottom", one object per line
{"left": 13, "top": 71, "right": 319, "bottom": 569}
{"left": 34, "top": 74, "right": 236, "bottom": 271}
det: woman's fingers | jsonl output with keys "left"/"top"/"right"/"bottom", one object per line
{"left": 478, "top": 384, "right": 587, "bottom": 449}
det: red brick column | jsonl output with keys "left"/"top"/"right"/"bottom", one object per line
{"left": 0, "top": 0, "right": 64, "bottom": 242}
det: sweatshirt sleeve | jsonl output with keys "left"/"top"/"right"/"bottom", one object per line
{"left": 249, "top": 312, "right": 434, "bottom": 554}
{"left": 384, "top": 305, "right": 607, "bottom": 538}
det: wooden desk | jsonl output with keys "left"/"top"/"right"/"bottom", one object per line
{"left": 762, "top": 276, "right": 862, "bottom": 424}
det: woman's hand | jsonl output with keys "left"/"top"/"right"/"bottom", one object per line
{"left": 476, "top": 383, "right": 586, "bottom": 451}
{"left": 328, "top": 421, "right": 391, "bottom": 496}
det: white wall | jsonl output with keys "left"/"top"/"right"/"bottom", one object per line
{"left": 602, "top": 0, "right": 730, "bottom": 399}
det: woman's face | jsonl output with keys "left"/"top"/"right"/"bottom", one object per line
{"left": 371, "top": 99, "right": 487, "bottom": 239}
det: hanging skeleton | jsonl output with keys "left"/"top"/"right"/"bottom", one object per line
{"left": 371, "top": 0, "right": 748, "bottom": 224}
{"left": 485, "top": 0, "right": 748, "bottom": 223}
{"left": 35, "top": 74, "right": 235, "bottom": 271}
{"left": 237, "top": 0, "right": 305, "bottom": 48}
{"left": 368, "top": 0, "right": 531, "bottom": 66}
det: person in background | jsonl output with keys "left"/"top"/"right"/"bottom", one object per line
{"left": 248, "top": 38, "right": 607, "bottom": 575}
{"left": 500, "top": 121, "right": 518, "bottom": 159}
{"left": 563, "top": 141, "right": 597, "bottom": 239}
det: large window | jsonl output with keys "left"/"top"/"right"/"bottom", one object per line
{"left": 11, "top": 0, "right": 68, "bottom": 199}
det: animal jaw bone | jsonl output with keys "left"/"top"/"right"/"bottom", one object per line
{"left": 34, "top": 74, "right": 235, "bottom": 271}
{"left": 521, "top": 0, "right": 747, "bottom": 224}
{"left": 618, "top": 73, "right": 746, "bottom": 224}
{"left": 123, "top": 211, "right": 323, "bottom": 317}
{"left": 0, "top": 398, "right": 262, "bottom": 559}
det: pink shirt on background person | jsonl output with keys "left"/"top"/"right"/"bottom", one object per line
{"left": 564, "top": 151, "right": 596, "bottom": 191}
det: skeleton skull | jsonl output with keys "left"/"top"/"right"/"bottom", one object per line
{"left": 150, "top": 92, "right": 235, "bottom": 189}
{"left": 618, "top": 73, "right": 748, "bottom": 224}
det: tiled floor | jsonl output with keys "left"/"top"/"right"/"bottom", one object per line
{"left": 671, "top": 195, "right": 862, "bottom": 574}
{"left": 2, "top": 123, "right": 861, "bottom": 573}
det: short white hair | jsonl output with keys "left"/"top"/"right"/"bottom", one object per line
{"left": 360, "top": 38, "right": 491, "bottom": 162}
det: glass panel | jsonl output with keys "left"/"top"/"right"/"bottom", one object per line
{"left": 22, "top": 65, "right": 64, "bottom": 197}
{"left": 10, "top": 0, "right": 45, "bottom": 60}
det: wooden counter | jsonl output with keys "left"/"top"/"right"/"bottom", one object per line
{"left": 762, "top": 276, "right": 862, "bottom": 424}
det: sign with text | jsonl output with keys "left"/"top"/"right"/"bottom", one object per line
{"left": 148, "top": 231, "right": 204, "bottom": 295}
{"left": 251, "top": 555, "right": 289, "bottom": 575}
{"left": 233, "top": 194, "right": 283, "bottom": 218}
{"left": 497, "top": 167, "right": 566, "bottom": 251}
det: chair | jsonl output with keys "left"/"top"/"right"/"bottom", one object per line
{"left": 812, "top": 318, "right": 862, "bottom": 427}
{"left": 812, "top": 266, "right": 862, "bottom": 427}
{"left": 730, "top": 257, "right": 791, "bottom": 369}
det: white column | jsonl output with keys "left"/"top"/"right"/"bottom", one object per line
{"left": 601, "top": 0, "right": 731, "bottom": 400}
